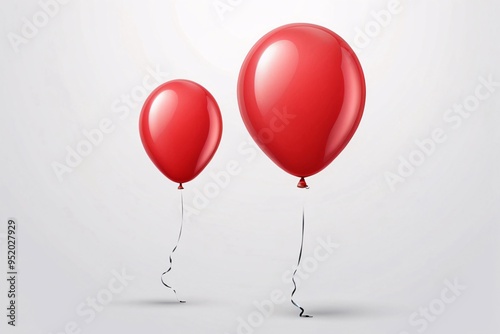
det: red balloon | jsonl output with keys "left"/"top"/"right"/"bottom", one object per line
{"left": 237, "top": 23, "right": 366, "bottom": 188}
{"left": 140, "top": 80, "right": 223, "bottom": 189}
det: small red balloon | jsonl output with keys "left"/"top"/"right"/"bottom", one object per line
{"left": 237, "top": 23, "right": 366, "bottom": 186}
{"left": 140, "top": 80, "right": 223, "bottom": 187}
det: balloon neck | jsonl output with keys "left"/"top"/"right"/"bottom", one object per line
{"left": 297, "top": 177, "right": 309, "bottom": 189}
{"left": 178, "top": 183, "right": 184, "bottom": 190}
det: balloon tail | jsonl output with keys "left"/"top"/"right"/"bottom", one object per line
{"left": 160, "top": 190, "right": 186, "bottom": 303}
{"left": 178, "top": 183, "right": 184, "bottom": 190}
{"left": 291, "top": 204, "right": 312, "bottom": 317}
{"left": 297, "top": 177, "right": 309, "bottom": 189}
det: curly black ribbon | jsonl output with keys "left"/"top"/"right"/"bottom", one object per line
{"left": 291, "top": 205, "right": 312, "bottom": 317}
{"left": 160, "top": 190, "right": 186, "bottom": 303}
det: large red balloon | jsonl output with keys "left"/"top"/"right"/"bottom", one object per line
{"left": 140, "top": 80, "right": 222, "bottom": 188}
{"left": 237, "top": 23, "right": 366, "bottom": 187}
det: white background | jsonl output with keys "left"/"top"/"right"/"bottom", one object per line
{"left": 1, "top": 0, "right": 499, "bottom": 333}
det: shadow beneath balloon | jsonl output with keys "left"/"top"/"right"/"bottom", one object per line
{"left": 279, "top": 303, "right": 407, "bottom": 319}
{"left": 112, "top": 299, "right": 202, "bottom": 307}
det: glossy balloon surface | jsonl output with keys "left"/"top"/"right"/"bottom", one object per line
{"left": 238, "top": 23, "right": 366, "bottom": 179}
{"left": 140, "top": 80, "right": 223, "bottom": 186}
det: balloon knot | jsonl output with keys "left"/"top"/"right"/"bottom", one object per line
{"left": 297, "top": 177, "right": 309, "bottom": 189}
{"left": 178, "top": 183, "right": 184, "bottom": 190}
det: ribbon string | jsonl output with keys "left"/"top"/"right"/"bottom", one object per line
{"left": 160, "top": 190, "right": 186, "bottom": 303}
{"left": 291, "top": 205, "right": 312, "bottom": 317}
